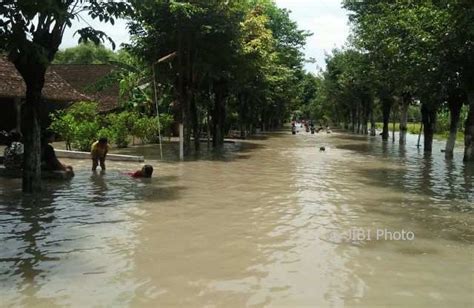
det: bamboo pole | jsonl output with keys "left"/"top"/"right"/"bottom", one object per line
{"left": 152, "top": 64, "right": 164, "bottom": 161}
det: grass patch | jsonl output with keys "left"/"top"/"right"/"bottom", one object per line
{"left": 374, "top": 122, "right": 465, "bottom": 141}
{"left": 434, "top": 131, "right": 465, "bottom": 142}
{"left": 374, "top": 122, "right": 421, "bottom": 134}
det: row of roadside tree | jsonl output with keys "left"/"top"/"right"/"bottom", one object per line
{"left": 301, "top": 0, "right": 473, "bottom": 161}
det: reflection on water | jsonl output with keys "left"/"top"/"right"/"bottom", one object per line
{"left": 0, "top": 131, "right": 473, "bottom": 307}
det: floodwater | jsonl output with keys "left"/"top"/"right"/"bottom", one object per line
{"left": 0, "top": 131, "right": 473, "bottom": 307}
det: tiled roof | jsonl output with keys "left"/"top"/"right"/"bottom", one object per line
{"left": 51, "top": 64, "right": 120, "bottom": 112}
{"left": 0, "top": 56, "right": 89, "bottom": 102}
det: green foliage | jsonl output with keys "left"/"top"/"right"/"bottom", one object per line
{"left": 310, "top": 0, "right": 473, "bottom": 156}
{"left": 130, "top": 113, "right": 174, "bottom": 144}
{"left": 66, "top": 102, "right": 100, "bottom": 151}
{"left": 50, "top": 102, "right": 101, "bottom": 152}
{"left": 50, "top": 102, "right": 173, "bottom": 150}
{"left": 127, "top": 0, "right": 310, "bottom": 146}
{"left": 157, "top": 114, "right": 174, "bottom": 139}
{"left": 0, "top": 0, "right": 130, "bottom": 190}
{"left": 0, "top": 1, "right": 131, "bottom": 64}
{"left": 54, "top": 42, "right": 118, "bottom": 64}
{"left": 436, "top": 105, "right": 469, "bottom": 134}
{"left": 73, "top": 121, "right": 101, "bottom": 152}
{"left": 49, "top": 112, "right": 75, "bottom": 147}
{"left": 103, "top": 112, "right": 138, "bottom": 148}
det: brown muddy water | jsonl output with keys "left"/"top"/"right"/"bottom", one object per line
{"left": 0, "top": 131, "right": 473, "bottom": 307}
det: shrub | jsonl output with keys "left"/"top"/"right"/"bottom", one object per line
{"left": 132, "top": 114, "right": 173, "bottom": 144}
{"left": 50, "top": 102, "right": 100, "bottom": 151}
{"left": 50, "top": 103, "right": 174, "bottom": 151}
{"left": 49, "top": 111, "right": 75, "bottom": 150}
{"left": 73, "top": 120, "right": 101, "bottom": 151}
{"left": 130, "top": 116, "right": 150, "bottom": 143}
{"left": 105, "top": 111, "right": 139, "bottom": 148}
{"left": 158, "top": 113, "right": 174, "bottom": 138}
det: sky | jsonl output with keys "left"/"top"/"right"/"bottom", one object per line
{"left": 61, "top": 0, "right": 351, "bottom": 73}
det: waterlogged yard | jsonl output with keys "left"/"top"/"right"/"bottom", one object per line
{"left": 1, "top": 131, "right": 472, "bottom": 307}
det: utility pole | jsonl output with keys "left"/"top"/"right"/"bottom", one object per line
{"left": 152, "top": 52, "right": 178, "bottom": 160}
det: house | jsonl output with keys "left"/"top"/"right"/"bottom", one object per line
{"left": 51, "top": 64, "right": 120, "bottom": 113}
{"left": 0, "top": 56, "right": 89, "bottom": 132}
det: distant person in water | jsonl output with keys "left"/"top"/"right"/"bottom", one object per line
{"left": 3, "top": 130, "right": 24, "bottom": 170}
{"left": 91, "top": 137, "right": 110, "bottom": 171}
{"left": 41, "top": 131, "right": 74, "bottom": 176}
{"left": 129, "top": 165, "right": 154, "bottom": 178}
{"left": 291, "top": 123, "right": 297, "bottom": 135}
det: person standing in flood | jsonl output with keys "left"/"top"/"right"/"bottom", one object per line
{"left": 91, "top": 137, "right": 110, "bottom": 171}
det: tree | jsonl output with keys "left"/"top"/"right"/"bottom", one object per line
{"left": 127, "top": 0, "right": 309, "bottom": 154}
{"left": 128, "top": 0, "right": 246, "bottom": 151}
{"left": 344, "top": 0, "right": 473, "bottom": 157}
{"left": 441, "top": 0, "right": 474, "bottom": 161}
{"left": 0, "top": 0, "right": 130, "bottom": 192}
{"left": 54, "top": 42, "right": 118, "bottom": 64}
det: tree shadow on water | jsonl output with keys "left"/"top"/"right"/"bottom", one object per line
{"left": 0, "top": 170, "right": 185, "bottom": 301}
{"left": 115, "top": 139, "right": 265, "bottom": 163}
{"left": 332, "top": 133, "right": 372, "bottom": 141}
{"left": 86, "top": 170, "right": 186, "bottom": 204}
{"left": 0, "top": 188, "right": 62, "bottom": 305}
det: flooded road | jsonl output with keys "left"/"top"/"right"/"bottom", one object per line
{"left": 1, "top": 131, "right": 473, "bottom": 307}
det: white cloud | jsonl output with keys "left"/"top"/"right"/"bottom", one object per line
{"left": 61, "top": 16, "right": 129, "bottom": 50}
{"left": 275, "top": 0, "right": 350, "bottom": 72}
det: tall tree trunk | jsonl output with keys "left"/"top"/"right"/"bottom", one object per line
{"left": 190, "top": 96, "right": 200, "bottom": 152}
{"left": 445, "top": 89, "right": 464, "bottom": 158}
{"left": 361, "top": 99, "right": 368, "bottom": 135}
{"left": 356, "top": 103, "right": 361, "bottom": 134}
{"left": 212, "top": 80, "right": 227, "bottom": 147}
{"left": 351, "top": 107, "right": 356, "bottom": 133}
{"left": 370, "top": 110, "right": 376, "bottom": 136}
{"left": 175, "top": 30, "right": 189, "bottom": 156}
{"left": 364, "top": 103, "right": 369, "bottom": 135}
{"left": 14, "top": 60, "right": 47, "bottom": 193}
{"left": 399, "top": 94, "right": 411, "bottom": 145}
{"left": 392, "top": 113, "right": 396, "bottom": 143}
{"left": 464, "top": 90, "right": 474, "bottom": 162}
{"left": 239, "top": 94, "right": 246, "bottom": 139}
{"left": 179, "top": 89, "right": 192, "bottom": 155}
{"left": 421, "top": 102, "right": 437, "bottom": 153}
{"left": 206, "top": 107, "right": 211, "bottom": 148}
{"left": 22, "top": 89, "right": 42, "bottom": 193}
{"left": 184, "top": 40, "right": 194, "bottom": 155}
{"left": 381, "top": 97, "right": 392, "bottom": 141}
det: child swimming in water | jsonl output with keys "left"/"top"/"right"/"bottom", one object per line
{"left": 128, "top": 165, "right": 154, "bottom": 178}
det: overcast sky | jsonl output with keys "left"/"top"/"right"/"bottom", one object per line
{"left": 61, "top": 0, "right": 350, "bottom": 73}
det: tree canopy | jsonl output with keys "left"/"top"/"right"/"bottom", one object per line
{"left": 0, "top": 0, "right": 130, "bottom": 192}
{"left": 303, "top": 0, "right": 474, "bottom": 161}
{"left": 126, "top": 0, "right": 311, "bottom": 150}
